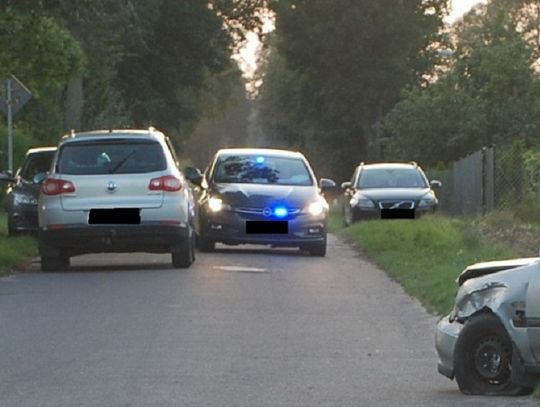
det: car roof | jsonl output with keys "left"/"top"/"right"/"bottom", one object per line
{"left": 360, "top": 162, "right": 421, "bottom": 170}
{"left": 215, "top": 148, "right": 305, "bottom": 159}
{"left": 26, "top": 146, "right": 57, "bottom": 155}
{"left": 60, "top": 128, "right": 165, "bottom": 144}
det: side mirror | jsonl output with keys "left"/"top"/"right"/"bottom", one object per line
{"left": 0, "top": 170, "right": 15, "bottom": 183}
{"left": 184, "top": 166, "right": 204, "bottom": 187}
{"left": 319, "top": 178, "right": 336, "bottom": 191}
{"left": 430, "top": 180, "right": 442, "bottom": 189}
{"left": 33, "top": 172, "right": 48, "bottom": 184}
{"left": 341, "top": 181, "right": 352, "bottom": 190}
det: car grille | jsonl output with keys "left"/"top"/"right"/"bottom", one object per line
{"left": 232, "top": 206, "right": 302, "bottom": 219}
{"left": 378, "top": 200, "right": 415, "bottom": 210}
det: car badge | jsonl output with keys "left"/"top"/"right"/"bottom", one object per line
{"left": 106, "top": 181, "right": 117, "bottom": 192}
{"left": 262, "top": 207, "right": 272, "bottom": 217}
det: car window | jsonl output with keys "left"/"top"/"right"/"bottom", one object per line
{"left": 357, "top": 168, "right": 427, "bottom": 189}
{"left": 213, "top": 155, "right": 313, "bottom": 186}
{"left": 57, "top": 140, "right": 166, "bottom": 175}
{"left": 20, "top": 153, "right": 54, "bottom": 181}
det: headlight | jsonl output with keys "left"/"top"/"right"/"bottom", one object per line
{"left": 306, "top": 201, "right": 324, "bottom": 216}
{"left": 13, "top": 193, "right": 37, "bottom": 205}
{"left": 418, "top": 196, "right": 437, "bottom": 207}
{"left": 352, "top": 198, "right": 374, "bottom": 208}
{"left": 208, "top": 197, "right": 224, "bottom": 212}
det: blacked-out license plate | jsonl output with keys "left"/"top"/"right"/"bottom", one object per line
{"left": 89, "top": 208, "right": 141, "bottom": 224}
{"left": 380, "top": 209, "right": 415, "bottom": 219}
{"left": 246, "top": 221, "right": 288, "bottom": 234}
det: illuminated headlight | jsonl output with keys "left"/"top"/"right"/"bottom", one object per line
{"left": 13, "top": 193, "right": 37, "bottom": 205}
{"left": 418, "top": 196, "right": 437, "bottom": 207}
{"left": 208, "top": 197, "right": 225, "bottom": 212}
{"left": 306, "top": 201, "right": 325, "bottom": 216}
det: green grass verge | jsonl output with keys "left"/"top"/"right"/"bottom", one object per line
{"left": 0, "top": 211, "right": 38, "bottom": 276}
{"left": 330, "top": 212, "right": 517, "bottom": 315}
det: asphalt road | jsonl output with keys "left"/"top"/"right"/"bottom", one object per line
{"left": 0, "top": 235, "right": 536, "bottom": 407}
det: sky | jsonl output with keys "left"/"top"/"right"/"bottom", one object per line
{"left": 446, "top": 0, "right": 487, "bottom": 23}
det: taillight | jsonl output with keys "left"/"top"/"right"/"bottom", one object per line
{"left": 148, "top": 175, "right": 182, "bottom": 192}
{"left": 42, "top": 178, "right": 76, "bottom": 195}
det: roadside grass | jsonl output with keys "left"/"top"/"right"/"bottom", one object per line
{"left": 330, "top": 212, "right": 517, "bottom": 315}
{"left": 0, "top": 211, "right": 38, "bottom": 276}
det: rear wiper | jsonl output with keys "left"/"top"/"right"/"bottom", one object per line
{"left": 108, "top": 150, "right": 136, "bottom": 174}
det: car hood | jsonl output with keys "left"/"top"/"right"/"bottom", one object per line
{"left": 457, "top": 257, "right": 540, "bottom": 286}
{"left": 212, "top": 183, "right": 318, "bottom": 207}
{"left": 358, "top": 188, "right": 431, "bottom": 201}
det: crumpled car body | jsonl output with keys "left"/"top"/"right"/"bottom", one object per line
{"left": 436, "top": 257, "right": 540, "bottom": 395}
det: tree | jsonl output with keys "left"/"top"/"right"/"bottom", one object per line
{"left": 384, "top": 0, "right": 540, "bottom": 165}
{"left": 255, "top": 0, "right": 448, "bottom": 180}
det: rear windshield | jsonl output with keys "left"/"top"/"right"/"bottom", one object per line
{"left": 357, "top": 168, "right": 427, "bottom": 188}
{"left": 213, "top": 155, "right": 313, "bottom": 186}
{"left": 57, "top": 140, "right": 166, "bottom": 175}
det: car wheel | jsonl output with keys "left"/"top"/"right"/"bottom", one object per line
{"left": 343, "top": 205, "right": 357, "bottom": 227}
{"left": 454, "top": 313, "right": 533, "bottom": 396}
{"left": 41, "top": 254, "right": 70, "bottom": 272}
{"left": 172, "top": 229, "right": 195, "bottom": 269}
{"left": 305, "top": 236, "right": 327, "bottom": 257}
{"left": 7, "top": 217, "right": 18, "bottom": 237}
{"left": 197, "top": 234, "right": 215, "bottom": 252}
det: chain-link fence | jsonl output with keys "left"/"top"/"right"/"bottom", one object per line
{"left": 428, "top": 144, "right": 540, "bottom": 219}
{"left": 427, "top": 147, "right": 494, "bottom": 216}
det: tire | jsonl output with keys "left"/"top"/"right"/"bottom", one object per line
{"left": 197, "top": 234, "right": 215, "bottom": 252}
{"left": 172, "top": 228, "right": 195, "bottom": 268}
{"left": 343, "top": 205, "right": 357, "bottom": 227}
{"left": 41, "top": 255, "right": 70, "bottom": 272}
{"left": 305, "top": 236, "right": 327, "bottom": 257}
{"left": 454, "top": 313, "right": 533, "bottom": 396}
{"left": 7, "top": 217, "right": 17, "bottom": 237}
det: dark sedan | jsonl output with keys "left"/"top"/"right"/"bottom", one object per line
{"left": 341, "top": 162, "right": 441, "bottom": 225}
{"left": 185, "top": 148, "right": 336, "bottom": 256}
{"left": 0, "top": 147, "right": 56, "bottom": 235}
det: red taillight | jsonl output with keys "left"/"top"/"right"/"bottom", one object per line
{"left": 42, "top": 178, "right": 76, "bottom": 195}
{"left": 148, "top": 175, "right": 182, "bottom": 192}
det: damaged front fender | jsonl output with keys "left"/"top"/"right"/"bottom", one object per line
{"left": 453, "top": 281, "right": 508, "bottom": 321}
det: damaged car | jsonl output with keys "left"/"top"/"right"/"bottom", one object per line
{"left": 436, "top": 257, "right": 540, "bottom": 395}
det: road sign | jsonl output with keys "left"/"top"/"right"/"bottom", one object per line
{"left": 0, "top": 75, "right": 32, "bottom": 116}
{"left": 1, "top": 75, "right": 32, "bottom": 173}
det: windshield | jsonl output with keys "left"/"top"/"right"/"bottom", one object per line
{"left": 357, "top": 168, "right": 427, "bottom": 189}
{"left": 213, "top": 155, "right": 313, "bottom": 186}
{"left": 57, "top": 140, "right": 166, "bottom": 175}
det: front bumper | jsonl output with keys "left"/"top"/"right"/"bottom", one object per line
{"left": 201, "top": 209, "right": 327, "bottom": 246}
{"left": 38, "top": 223, "right": 190, "bottom": 256}
{"left": 352, "top": 205, "right": 436, "bottom": 220}
{"left": 435, "top": 315, "right": 463, "bottom": 379}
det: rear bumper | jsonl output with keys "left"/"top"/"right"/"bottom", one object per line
{"left": 39, "top": 223, "right": 190, "bottom": 256}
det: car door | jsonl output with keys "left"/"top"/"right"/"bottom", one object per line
{"left": 525, "top": 265, "right": 540, "bottom": 362}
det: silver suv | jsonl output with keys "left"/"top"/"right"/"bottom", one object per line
{"left": 37, "top": 129, "right": 195, "bottom": 271}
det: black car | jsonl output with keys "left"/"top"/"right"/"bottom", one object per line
{"left": 0, "top": 147, "right": 56, "bottom": 235}
{"left": 185, "top": 148, "right": 336, "bottom": 256}
{"left": 341, "top": 162, "right": 441, "bottom": 225}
